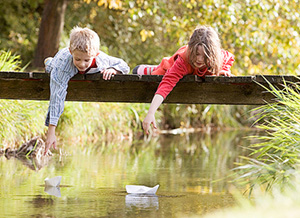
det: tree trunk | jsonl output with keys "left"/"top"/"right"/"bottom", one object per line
{"left": 33, "top": 0, "right": 67, "bottom": 68}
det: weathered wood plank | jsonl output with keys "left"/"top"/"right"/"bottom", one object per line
{"left": 0, "top": 71, "right": 298, "bottom": 104}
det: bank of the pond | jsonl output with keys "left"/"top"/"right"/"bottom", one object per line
{"left": 0, "top": 99, "right": 255, "bottom": 149}
{"left": 0, "top": 100, "right": 148, "bottom": 148}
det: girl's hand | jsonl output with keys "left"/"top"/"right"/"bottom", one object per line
{"left": 142, "top": 113, "right": 157, "bottom": 135}
{"left": 219, "top": 70, "right": 233, "bottom": 77}
{"left": 102, "top": 68, "right": 117, "bottom": 80}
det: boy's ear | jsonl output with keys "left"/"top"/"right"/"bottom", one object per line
{"left": 69, "top": 48, "right": 72, "bottom": 55}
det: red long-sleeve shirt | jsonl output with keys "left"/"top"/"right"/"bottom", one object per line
{"left": 155, "top": 46, "right": 234, "bottom": 99}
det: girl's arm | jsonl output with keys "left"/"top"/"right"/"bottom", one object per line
{"left": 219, "top": 50, "right": 235, "bottom": 76}
{"left": 142, "top": 94, "right": 164, "bottom": 134}
{"left": 155, "top": 56, "right": 189, "bottom": 99}
{"left": 142, "top": 56, "right": 188, "bottom": 134}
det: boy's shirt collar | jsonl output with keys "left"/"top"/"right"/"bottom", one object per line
{"left": 78, "top": 52, "right": 100, "bottom": 74}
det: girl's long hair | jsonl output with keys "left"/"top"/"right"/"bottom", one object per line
{"left": 188, "top": 26, "right": 222, "bottom": 75}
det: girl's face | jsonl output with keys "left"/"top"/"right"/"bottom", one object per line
{"left": 193, "top": 45, "right": 206, "bottom": 69}
{"left": 71, "top": 50, "right": 95, "bottom": 72}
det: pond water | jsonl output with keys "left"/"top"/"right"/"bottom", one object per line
{"left": 0, "top": 130, "right": 253, "bottom": 218}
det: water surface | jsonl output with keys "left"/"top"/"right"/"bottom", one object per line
{"left": 0, "top": 130, "right": 252, "bottom": 218}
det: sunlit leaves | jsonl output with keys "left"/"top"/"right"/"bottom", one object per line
{"left": 83, "top": 0, "right": 123, "bottom": 9}
{"left": 0, "top": 0, "right": 299, "bottom": 73}
{"left": 140, "top": 29, "right": 154, "bottom": 42}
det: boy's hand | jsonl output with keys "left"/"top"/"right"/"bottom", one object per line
{"left": 44, "top": 125, "right": 57, "bottom": 155}
{"left": 142, "top": 113, "right": 157, "bottom": 135}
{"left": 101, "top": 68, "right": 117, "bottom": 80}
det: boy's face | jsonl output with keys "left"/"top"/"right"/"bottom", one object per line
{"left": 71, "top": 50, "right": 95, "bottom": 72}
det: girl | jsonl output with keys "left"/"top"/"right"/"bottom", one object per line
{"left": 133, "top": 26, "right": 235, "bottom": 134}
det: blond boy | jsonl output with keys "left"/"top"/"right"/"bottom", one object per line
{"left": 44, "top": 27, "right": 130, "bottom": 154}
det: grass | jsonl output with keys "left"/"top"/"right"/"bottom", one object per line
{"left": 232, "top": 77, "right": 300, "bottom": 194}
{"left": 0, "top": 50, "right": 28, "bottom": 71}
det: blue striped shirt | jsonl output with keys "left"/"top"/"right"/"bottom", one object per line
{"left": 45, "top": 47, "right": 130, "bottom": 126}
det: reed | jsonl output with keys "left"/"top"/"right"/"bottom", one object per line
{"left": 233, "top": 78, "right": 300, "bottom": 193}
{"left": 0, "top": 50, "right": 28, "bottom": 71}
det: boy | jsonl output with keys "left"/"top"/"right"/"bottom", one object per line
{"left": 44, "top": 26, "right": 130, "bottom": 154}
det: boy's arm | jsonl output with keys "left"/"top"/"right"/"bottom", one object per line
{"left": 97, "top": 52, "right": 130, "bottom": 74}
{"left": 44, "top": 65, "right": 74, "bottom": 154}
{"left": 45, "top": 49, "right": 75, "bottom": 127}
{"left": 45, "top": 67, "right": 73, "bottom": 127}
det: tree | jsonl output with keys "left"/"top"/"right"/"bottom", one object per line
{"left": 33, "top": 0, "right": 67, "bottom": 68}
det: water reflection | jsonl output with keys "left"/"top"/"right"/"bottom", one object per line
{"left": 4, "top": 155, "right": 51, "bottom": 171}
{"left": 44, "top": 186, "right": 61, "bottom": 197}
{"left": 0, "top": 130, "right": 254, "bottom": 218}
{"left": 3, "top": 137, "right": 52, "bottom": 170}
{"left": 125, "top": 194, "right": 159, "bottom": 210}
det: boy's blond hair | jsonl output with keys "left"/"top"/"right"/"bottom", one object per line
{"left": 69, "top": 27, "right": 100, "bottom": 56}
{"left": 188, "top": 26, "right": 222, "bottom": 75}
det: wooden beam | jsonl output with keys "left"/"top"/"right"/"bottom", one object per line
{"left": 0, "top": 71, "right": 298, "bottom": 105}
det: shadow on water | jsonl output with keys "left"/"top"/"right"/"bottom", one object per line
{"left": 0, "top": 130, "right": 254, "bottom": 218}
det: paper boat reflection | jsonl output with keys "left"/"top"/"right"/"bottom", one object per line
{"left": 126, "top": 185, "right": 159, "bottom": 194}
{"left": 44, "top": 186, "right": 61, "bottom": 197}
{"left": 44, "top": 176, "right": 62, "bottom": 187}
{"left": 125, "top": 194, "right": 159, "bottom": 210}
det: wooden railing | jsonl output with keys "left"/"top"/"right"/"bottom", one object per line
{"left": 0, "top": 71, "right": 298, "bottom": 105}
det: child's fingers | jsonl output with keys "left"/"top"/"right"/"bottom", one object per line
{"left": 102, "top": 69, "right": 116, "bottom": 80}
{"left": 142, "top": 122, "right": 149, "bottom": 135}
{"left": 44, "top": 144, "right": 50, "bottom": 156}
{"left": 101, "top": 70, "right": 107, "bottom": 80}
{"left": 53, "top": 141, "right": 57, "bottom": 150}
{"left": 103, "top": 71, "right": 107, "bottom": 80}
{"left": 152, "top": 120, "right": 157, "bottom": 129}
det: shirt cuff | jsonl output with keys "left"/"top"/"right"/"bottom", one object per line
{"left": 154, "top": 91, "right": 167, "bottom": 99}
{"left": 49, "top": 117, "right": 59, "bottom": 127}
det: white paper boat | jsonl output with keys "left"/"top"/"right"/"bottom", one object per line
{"left": 125, "top": 184, "right": 159, "bottom": 194}
{"left": 44, "top": 176, "right": 62, "bottom": 187}
{"left": 44, "top": 186, "right": 61, "bottom": 197}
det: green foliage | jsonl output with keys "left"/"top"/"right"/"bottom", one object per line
{"left": 52, "top": 0, "right": 300, "bottom": 73}
{"left": 56, "top": 102, "right": 150, "bottom": 144}
{"left": 0, "top": 50, "right": 26, "bottom": 71}
{"left": 233, "top": 78, "right": 300, "bottom": 193}
{"left": 160, "top": 104, "right": 254, "bottom": 130}
{"left": 0, "top": 50, "right": 44, "bottom": 147}
{"left": 0, "top": 0, "right": 42, "bottom": 66}
{"left": 1, "top": 0, "right": 299, "bottom": 73}
{"left": 0, "top": 100, "right": 47, "bottom": 147}
{"left": 0, "top": 100, "right": 151, "bottom": 148}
